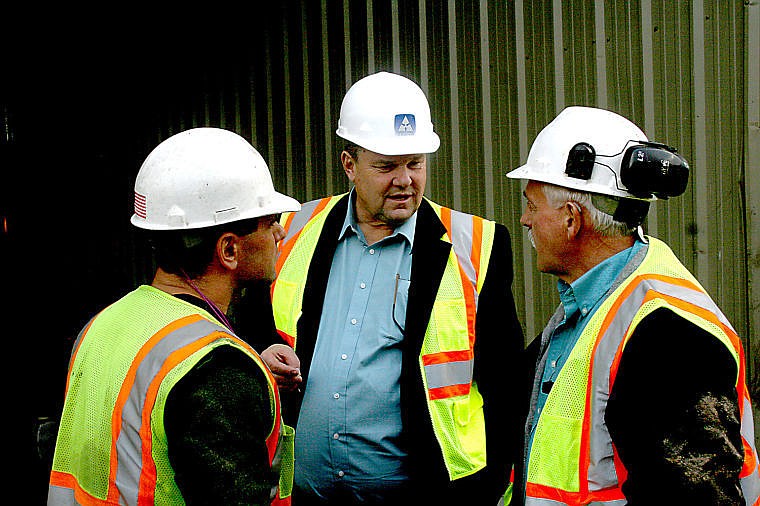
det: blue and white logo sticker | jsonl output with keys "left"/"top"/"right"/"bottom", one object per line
{"left": 395, "top": 114, "right": 416, "bottom": 136}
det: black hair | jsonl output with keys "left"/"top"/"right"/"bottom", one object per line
{"left": 344, "top": 142, "right": 362, "bottom": 161}
{"left": 144, "top": 217, "right": 259, "bottom": 279}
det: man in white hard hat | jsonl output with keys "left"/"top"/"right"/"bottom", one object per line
{"left": 47, "top": 128, "right": 300, "bottom": 505}
{"left": 505, "top": 106, "right": 760, "bottom": 505}
{"left": 246, "top": 71, "right": 524, "bottom": 505}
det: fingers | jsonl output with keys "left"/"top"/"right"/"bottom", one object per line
{"left": 261, "top": 344, "right": 303, "bottom": 392}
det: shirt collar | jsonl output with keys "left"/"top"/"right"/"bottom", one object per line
{"left": 339, "top": 188, "right": 417, "bottom": 248}
{"left": 557, "top": 238, "right": 645, "bottom": 319}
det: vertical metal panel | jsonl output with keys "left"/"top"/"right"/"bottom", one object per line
{"left": 447, "top": 0, "right": 462, "bottom": 211}
{"left": 479, "top": 0, "right": 495, "bottom": 218}
{"left": 594, "top": 0, "right": 608, "bottom": 109}
{"left": 692, "top": 0, "right": 710, "bottom": 288}
{"left": 515, "top": 0, "right": 538, "bottom": 337}
{"left": 553, "top": 0, "right": 565, "bottom": 109}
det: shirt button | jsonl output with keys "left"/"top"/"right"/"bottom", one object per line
{"left": 369, "top": 249, "right": 375, "bottom": 255}
{"left": 351, "top": 318, "right": 357, "bottom": 325}
{"left": 338, "top": 470, "right": 345, "bottom": 477}
{"left": 550, "top": 360, "right": 557, "bottom": 367}
{"left": 581, "top": 307, "right": 588, "bottom": 315}
{"left": 333, "top": 433, "right": 340, "bottom": 440}
{"left": 341, "top": 354, "right": 348, "bottom": 360}
{"left": 333, "top": 393, "right": 340, "bottom": 399}
{"left": 360, "top": 282, "right": 366, "bottom": 289}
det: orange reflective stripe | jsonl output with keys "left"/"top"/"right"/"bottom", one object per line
{"left": 50, "top": 470, "right": 109, "bottom": 505}
{"left": 275, "top": 197, "right": 331, "bottom": 275}
{"left": 640, "top": 290, "right": 741, "bottom": 381}
{"left": 422, "top": 350, "right": 472, "bottom": 365}
{"left": 276, "top": 329, "right": 295, "bottom": 348}
{"left": 437, "top": 206, "right": 477, "bottom": 347}
{"left": 282, "top": 211, "right": 295, "bottom": 234}
{"left": 605, "top": 274, "right": 703, "bottom": 384}
{"left": 428, "top": 383, "right": 471, "bottom": 400}
{"left": 471, "top": 216, "right": 483, "bottom": 282}
{"left": 64, "top": 316, "right": 98, "bottom": 397}
{"left": 743, "top": 436, "right": 759, "bottom": 477}
{"left": 527, "top": 480, "right": 625, "bottom": 504}
{"left": 439, "top": 206, "right": 452, "bottom": 237}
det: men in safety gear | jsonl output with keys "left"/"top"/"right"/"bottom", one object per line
{"left": 505, "top": 106, "right": 760, "bottom": 505}
{"left": 48, "top": 127, "right": 300, "bottom": 505}
{"left": 241, "top": 71, "right": 525, "bottom": 505}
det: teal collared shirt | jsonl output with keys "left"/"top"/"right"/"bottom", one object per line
{"left": 528, "top": 239, "right": 645, "bottom": 451}
{"left": 294, "top": 190, "right": 416, "bottom": 499}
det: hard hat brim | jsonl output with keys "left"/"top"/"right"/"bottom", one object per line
{"left": 337, "top": 130, "right": 441, "bottom": 156}
{"left": 130, "top": 191, "right": 301, "bottom": 231}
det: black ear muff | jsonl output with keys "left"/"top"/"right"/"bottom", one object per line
{"left": 565, "top": 142, "right": 596, "bottom": 180}
{"left": 620, "top": 142, "right": 689, "bottom": 199}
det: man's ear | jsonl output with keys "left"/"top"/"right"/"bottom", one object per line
{"left": 217, "top": 233, "right": 239, "bottom": 271}
{"left": 341, "top": 151, "right": 356, "bottom": 182}
{"left": 565, "top": 202, "right": 583, "bottom": 240}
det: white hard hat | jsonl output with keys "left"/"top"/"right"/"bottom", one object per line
{"left": 336, "top": 71, "right": 440, "bottom": 156}
{"left": 131, "top": 127, "right": 300, "bottom": 230}
{"left": 507, "top": 106, "right": 652, "bottom": 200}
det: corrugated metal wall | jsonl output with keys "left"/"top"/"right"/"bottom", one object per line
{"left": 143, "top": 0, "right": 759, "bottom": 401}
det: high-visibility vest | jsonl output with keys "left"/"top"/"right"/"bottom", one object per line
{"left": 271, "top": 194, "right": 496, "bottom": 480}
{"left": 48, "top": 285, "right": 294, "bottom": 505}
{"left": 523, "top": 237, "right": 760, "bottom": 505}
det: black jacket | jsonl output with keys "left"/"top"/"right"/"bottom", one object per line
{"left": 239, "top": 196, "right": 525, "bottom": 504}
{"left": 511, "top": 307, "right": 745, "bottom": 506}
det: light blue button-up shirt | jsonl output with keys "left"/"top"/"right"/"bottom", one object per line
{"left": 528, "top": 239, "right": 645, "bottom": 452}
{"left": 294, "top": 191, "right": 416, "bottom": 498}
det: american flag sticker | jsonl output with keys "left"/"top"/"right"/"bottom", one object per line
{"left": 134, "top": 192, "right": 147, "bottom": 218}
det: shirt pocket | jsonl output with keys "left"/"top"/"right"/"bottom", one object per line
{"left": 385, "top": 276, "right": 410, "bottom": 343}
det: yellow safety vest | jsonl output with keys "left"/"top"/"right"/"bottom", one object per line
{"left": 523, "top": 237, "right": 760, "bottom": 505}
{"left": 271, "top": 194, "right": 496, "bottom": 480}
{"left": 48, "top": 285, "right": 294, "bottom": 505}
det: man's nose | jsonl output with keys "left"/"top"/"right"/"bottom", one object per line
{"left": 393, "top": 167, "right": 413, "bottom": 186}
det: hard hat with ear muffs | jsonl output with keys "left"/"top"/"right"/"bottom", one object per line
{"left": 506, "top": 106, "right": 689, "bottom": 226}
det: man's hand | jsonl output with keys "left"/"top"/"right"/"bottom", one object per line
{"left": 261, "top": 344, "right": 303, "bottom": 392}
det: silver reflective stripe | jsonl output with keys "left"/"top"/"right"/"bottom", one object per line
{"left": 588, "top": 275, "right": 735, "bottom": 491}
{"left": 281, "top": 197, "right": 331, "bottom": 245}
{"left": 741, "top": 473, "right": 760, "bottom": 505}
{"left": 741, "top": 395, "right": 760, "bottom": 503}
{"left": 47, "top": 484, "right": 77, "bottom": 505}
{"left": 424, "top": 359, "right": 474, "bottom": 389}
{"left": 115, "top": 319, "right": 228, "bottom": 503}
{"left": 68, "top": 316, "right": 95, "bottom": 366}
{"left": 448, "top": 209, "right": 478, "bottom": 310}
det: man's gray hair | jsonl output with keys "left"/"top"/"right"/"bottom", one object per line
{"left": 541, "top": 183, "right": 637, "bottom": 237}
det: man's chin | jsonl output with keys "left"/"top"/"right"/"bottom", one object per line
{"left": 240, "top": 276, "right": 275, "bottom": 290}
{"left": 383, "top": 211, "right": 415, "bottom": 226}
{"left": 384, "top": 202, "right": 419, "bottom": 223}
